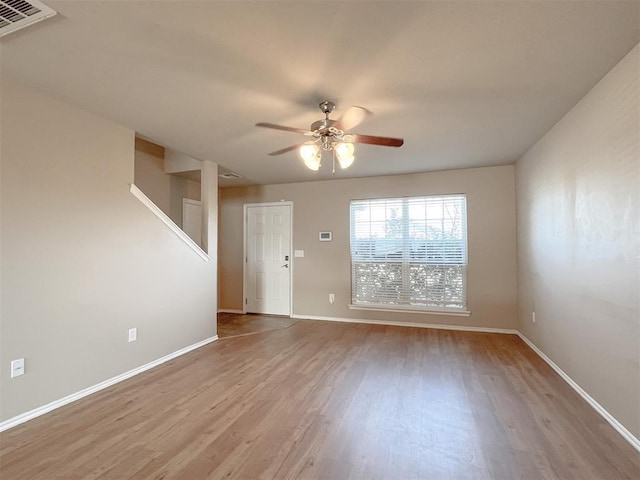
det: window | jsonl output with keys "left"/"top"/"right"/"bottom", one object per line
{"left": 350, "top": 194, "right": 468, "bottom": 313}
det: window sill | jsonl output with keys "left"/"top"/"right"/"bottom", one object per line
{"left": 348, "top": 304, "right": 471, "bottom": 317}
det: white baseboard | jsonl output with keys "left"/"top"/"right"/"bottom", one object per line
{"left": 517, "top": 332, "right": 640, "bottom": 453}
{"left": 218, "top": 309, "right": 246, "bottom": 314}
{"left": 0, "top": 335, "right": 218, "bottom": 433}
{"left": 291, "top": 313, "right": 518, "bottom": 335}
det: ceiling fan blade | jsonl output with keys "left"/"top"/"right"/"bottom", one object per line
{"left": 351, "top": 134, "right": 404, "bottom": 147}
{"left": 256, "top": 122, "right": 311, "bottom": 135}
{"left": 335, "top": 106, "right": 372, "bottom": 131}
{"left": 268, "top": 143, "right": 306, "bottom": 156}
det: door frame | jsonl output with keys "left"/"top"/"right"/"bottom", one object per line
{"left": 243, "top": 201, "right": 293, "bottom": 317}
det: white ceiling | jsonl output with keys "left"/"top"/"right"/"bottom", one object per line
{"left": 2, "top": 1, "right": 638, "bottom": 187}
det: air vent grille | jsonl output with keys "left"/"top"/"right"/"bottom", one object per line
{"left": 0, "top": 0, "right": 56, "bottom": 37}
{"left": 219, "top": 172, "right": 242, "bottom": 179}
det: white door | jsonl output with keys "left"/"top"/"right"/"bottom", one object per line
{"left": 183, "top": 199, "right": 202, "bottom": 247}
{"left": 245, "top": 203, "right": 291, "bottom": 315}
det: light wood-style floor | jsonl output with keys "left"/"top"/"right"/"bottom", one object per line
{"left": 217, "top": 312, "right": 299, "bottom": 339}
{"left": 1, "top": 316, "right": 639, "bottom": 479}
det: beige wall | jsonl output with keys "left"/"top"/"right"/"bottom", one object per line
{"left": 134, "top": 138, "right": 201, "bottom": 228}
{"left": 219, "top": 165, "right": 517, "bottom": 330}
{"left": 0, "top": 79, "right": 217, "bottom": 421}
{"left": 516, "top": 44, "right": 639, "bottom": 438}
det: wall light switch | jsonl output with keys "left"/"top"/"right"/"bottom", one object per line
{"left": 294, "top": 250, "right": 305, "bottom": 258}
{"left": 11, "top": 358, "right": 25, "bottom": 378}
{"left": 128, "top": 328, "right": 137, "bottom": 342}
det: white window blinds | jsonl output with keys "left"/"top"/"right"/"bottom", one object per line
{"left": 350, "top": 194, "right": 467, "bottom": 311}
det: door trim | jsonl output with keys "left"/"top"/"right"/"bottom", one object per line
{"left": 243, "top": 201, "right": 293, "bottom": 317}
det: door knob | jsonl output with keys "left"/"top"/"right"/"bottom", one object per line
{"left": 281, "top": 264, "right": 289, "bottom": 268}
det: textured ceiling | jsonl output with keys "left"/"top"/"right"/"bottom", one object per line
{"left": 2, "top": 1, "right": 638, "bottom": 187}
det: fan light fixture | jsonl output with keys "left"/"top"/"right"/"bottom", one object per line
{"left": 300, "top": 142, "right": 321, "bottom": 171}
{"left": 299, "top": 138, "right": 355, "bottom": 172}
{"left": 256, "top": 100, "right": 404, "bottom": 175}
{"left": 335, "top": 142, "right": 355, "bottom": 168}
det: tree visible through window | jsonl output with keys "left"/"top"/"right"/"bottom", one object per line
{"left": 350, "top": 195, "right": 468, "bottom": 311}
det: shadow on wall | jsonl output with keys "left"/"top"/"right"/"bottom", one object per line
{"left": 134, "top": 137, "right": 202, "bottom": 246}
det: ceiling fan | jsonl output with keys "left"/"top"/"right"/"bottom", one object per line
{"left": 256, "top": 101, "right": 404, "bottom": 173}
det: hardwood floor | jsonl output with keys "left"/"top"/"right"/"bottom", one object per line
{"left": 217, "top": 312, "right": 299, "bottom": 338}
{"left": 1, "top": 318, "right": 638, "bottom": 479}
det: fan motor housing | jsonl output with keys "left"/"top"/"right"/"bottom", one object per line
{"left": 311, "top": 118, "right": 338, "bottom": 133}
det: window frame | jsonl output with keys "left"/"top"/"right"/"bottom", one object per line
{"left": 348, "top": 194, "right": 470, "bottom": 316}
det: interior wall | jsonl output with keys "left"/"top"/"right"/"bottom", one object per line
{"left": 134, "top": 138, "right": 201, "bottom": 228}
{"left": 0, "top": 79, "right": 218, "bottom": 422}
{"left": 219, "top": 165, "right": 517, "bottom": 330}
{"left": 516, "top": 44, "right": 639, "bottom": 438}
{"left": 134, "top": 137, "right": 170, "bottom": 212}
{"left": 185, "top": 177, "right": 202, "bottom": 202}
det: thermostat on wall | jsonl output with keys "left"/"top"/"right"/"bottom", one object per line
{"left": 319, "top": 231, "right": 332, "bottom": 242}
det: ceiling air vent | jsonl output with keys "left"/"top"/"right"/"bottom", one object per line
{"left": 219, "top": 172, "right": 242, "bottom": 180}
{"left": 0, "top": 0, "right": 56, "bottom": 37}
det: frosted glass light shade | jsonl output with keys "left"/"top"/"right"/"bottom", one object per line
{"left": 335, "top": 142, "right": 355, "bottom": 169}
{"left": 300, "top": 142, "right": 321, "bottom": 171}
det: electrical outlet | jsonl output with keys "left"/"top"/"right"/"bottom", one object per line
{"left": 128, "top": 328, "right": 137, "bottom": 342}
{"left": 11, "top": 358, "right": 25, "bottom": 378}
{"left": 532, "top": 311, "right": 536, "bottom": 323}
{"left": 329, "top": 293, "right": 335, "bottom": 304}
